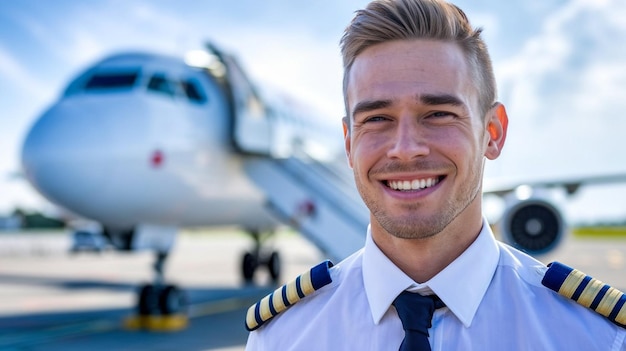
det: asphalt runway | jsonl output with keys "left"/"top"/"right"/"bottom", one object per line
{"left": 0, "top": 228, "right": 324, "bottom": 350}
{"left": 0, "top": 228, "right": 625, "bottom": 350}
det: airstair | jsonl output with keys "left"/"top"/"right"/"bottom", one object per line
{"left": 243, "top": 155, "right": 368, "bottom": 262}
{"left": 204, "top": 43, "right": 369, "bottom": 262}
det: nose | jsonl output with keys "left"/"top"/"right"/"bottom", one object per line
{"left": 386, "top": 119, "right": 430, "bottom": 160}
{"left": 21, "top": 96, "right": 150, "bottom": 223}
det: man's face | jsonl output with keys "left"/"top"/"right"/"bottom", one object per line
{"left": 344, "top": 39, "right": 496, "bottom": 240}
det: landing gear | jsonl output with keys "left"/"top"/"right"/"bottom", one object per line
{"left": 241, "top": 230, "right": 281, "bottom": 284}
{"left": 102, "top": 227, "right": 134, "bottom": 251}
{"left": 268, "top": 251, "right": 281, "bottom": 282}
{"left": 242, "top": 252, "right": 258, "bottom": 282}
{"left": 138, "top": 283, "right": 186, "bottom": 315}
{"left": 137, "top": 251, "right": 187, "bottom": 315}
{"left": 138, "top": 284, "right": 159, "bottom": 315}
{"left": 159, "top": 284, "right": 186, "bottom": 315}
{"left": 126, "top": 251, "right": 188, "bottom": 331}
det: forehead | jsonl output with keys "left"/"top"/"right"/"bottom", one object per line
{"left": 347, "top": 39, "right": 476, "bottom": 112}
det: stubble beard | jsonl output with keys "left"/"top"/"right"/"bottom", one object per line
{"left": 356, "top": 163, "right": 483, "bottom": 240}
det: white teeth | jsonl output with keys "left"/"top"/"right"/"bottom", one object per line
{"left": 388, "top": 177, "right": 439, "bottom": 191}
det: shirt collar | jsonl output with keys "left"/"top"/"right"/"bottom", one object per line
{"left": 362, "top": 218, "right": 500, "bottom": 327}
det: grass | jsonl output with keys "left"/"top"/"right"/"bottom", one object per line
{"left": 571, "top": 226, "right": 626, "bottom": 238}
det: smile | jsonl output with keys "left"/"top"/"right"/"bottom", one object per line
{"left": 385, "top": 177, "right": 442, "bottom": 191}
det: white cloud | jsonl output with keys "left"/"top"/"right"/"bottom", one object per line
{"left": 222, "top": 26, "right": 345, "bottom": 119}
{"left": 493, "top": 0, "right": 626, "bottom": 180}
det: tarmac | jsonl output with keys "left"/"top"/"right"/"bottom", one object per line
{"left": 0, "top": 227, "right": 625, "bottom": 350}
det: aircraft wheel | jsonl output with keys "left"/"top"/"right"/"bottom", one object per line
{"left": 242, "top": 252, "right": 257, "bottom": 283}
{"left": 267, "top": 251, "right": 281, "bottom": 283}
{"left": 159, "top": 285, "right": 187, "bottom": 315}
{"left": 138, "top": 284, "right": 160, "bottom": 315}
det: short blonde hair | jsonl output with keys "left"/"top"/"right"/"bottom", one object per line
{"left": 340, "top": 0, "right": 496, "bottom": 120}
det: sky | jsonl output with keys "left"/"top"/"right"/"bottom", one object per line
{"left": 1, "top": 0, "right": 626, "bottom": 224}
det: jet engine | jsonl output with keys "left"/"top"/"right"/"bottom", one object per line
{"left": 498, "top": 197, "right": 565, "bottom": 255}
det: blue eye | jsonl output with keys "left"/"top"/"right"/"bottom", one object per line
{"left": 426, "top": 111, "right": 458, "bottom": 122}
{"left": 366, "top": 116, "right": 388, "bottom": 122}
{"left": 431, "top": 111, "right": 453, "bottom": 118}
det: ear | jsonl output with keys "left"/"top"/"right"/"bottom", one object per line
{"left": 342, "top": 116, "right": 354, "bottom": 168}
{"left": 484, "top": 103, "right": 508, "bottom": 160}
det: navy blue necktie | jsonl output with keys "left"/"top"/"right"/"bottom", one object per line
{"left": 393, "top": 291, "right": 445, "bottom": 351}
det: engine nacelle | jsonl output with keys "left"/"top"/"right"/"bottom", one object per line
{"left": 499, "top": 198, "right": 565, "bottom": 255}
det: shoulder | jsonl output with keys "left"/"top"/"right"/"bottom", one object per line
{"left": 245, "top": 260, "right": 334, "bottom": 332}
{"left": 497, "top": 242, "right": 626, "bottom": 330}
{"left": 496, "top": 241, "right": 547, "bottom": 286}
{"left": 541, "top": 260, "right": 626, "bottom": 329}
{"left": 245, "top": 249, "right": 364, "bottom": 332}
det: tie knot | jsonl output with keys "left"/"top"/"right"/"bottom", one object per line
{"left": 392, "top": 291, "right": 444, "bottom": 335}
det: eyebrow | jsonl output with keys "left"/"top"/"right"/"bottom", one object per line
{"left": 419, "top": 93, "right": 464, "bottom": 107}
{"left": 351, "top": 99, "right": 392, "bottom": 118}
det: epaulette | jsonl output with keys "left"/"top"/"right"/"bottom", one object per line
{"left": 542, "top": 261, "right": 626, "bottom": 328}
{"left": 245, "top": 260, "right": 334, "bottom": 331}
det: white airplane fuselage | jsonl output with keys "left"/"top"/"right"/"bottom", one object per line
{"left": 22, "top": 52, "right": 290, "bottom": 235}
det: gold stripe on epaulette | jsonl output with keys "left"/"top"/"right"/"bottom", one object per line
{"left": 559, "top": 269, "right": 585, "bottom": 299}
{"left": 258, "top": 295, "right": 273, "bottom": 323}
{"left": 542, "top": 261, "right": 626, "bottom": 329}
{"left": 245, "top": 260, "right": 333, "bottom": 331}
{"left": 246, "top": 305, "right": 259, "bottom": 330}
{"left": 597, "top": 288, "right": 622, "bottom": 317}
{"left": 578, "top": 278, "right": 604, "bottom": 307}
{"left": 286, "top": 279, "right": 299, "bottom": 304}
{"left": 300, "top": 270, "right": 314, "bottom": 295}
{"left": 271, "top": 286, "right": 287, "bottom": 313}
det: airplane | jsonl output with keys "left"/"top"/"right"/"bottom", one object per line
{"left": 20, "top": 42, "right": 366, "bottom": 319}
{"left": 19, "top": 41, "right": 626, "bottom": 321}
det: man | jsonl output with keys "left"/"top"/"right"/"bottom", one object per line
{"left": 245, "top": 0, "right": 626, "bottom": 349}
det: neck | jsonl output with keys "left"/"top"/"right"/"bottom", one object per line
{"left": 371, "top": 205, "right": 483, "bottom": 283}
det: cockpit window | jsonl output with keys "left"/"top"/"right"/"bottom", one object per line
{"left": 79, "top": 69, "right": 208, "bottom": 104}
{"left": 147, "top": 74, "right": 176, "bottom": 97}
{"left": 181, "top": 79, "right": 206, "bottom": 103}
{"left": 85, "top": 71, "right": 139, "bottom": 90}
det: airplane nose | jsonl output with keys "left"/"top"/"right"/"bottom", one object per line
{"left": 21, "top": 96, "right": 150, "bottom": 222}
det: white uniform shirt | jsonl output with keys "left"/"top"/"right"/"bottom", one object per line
{"left": 246, "top": 220, "right": 626, "bottom": 350}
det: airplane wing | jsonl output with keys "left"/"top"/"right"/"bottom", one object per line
{"left": 484, "top": 171, "right": 626, "bottom": 257}
{"left": 484, "top": 172, "right": 626, "bottom": 197}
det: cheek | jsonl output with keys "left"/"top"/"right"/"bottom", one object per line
{"left": 437, "top": 129, "right": 482, "bottom": 164}
{"left": 431, "top": 128, "right": 467, "bottom": 150}
{"left": 349, "top": 136, "right": 380, "bottom": 174}
{"left": 354, "top": 133, "right": 389, "bottom": 155}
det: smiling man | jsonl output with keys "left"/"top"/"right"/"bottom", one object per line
{"left": 245, "top": 0, "right": 626, "bottom": 349}
{"left": 344, "top": 37, "right": 498, "bottom": 284}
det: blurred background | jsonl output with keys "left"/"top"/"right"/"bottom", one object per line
{"left": 2, "top": 1, "right": 626, "bottom": 350}
{"left": 2, "top": 0, "right": 626, "bottom": 227}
